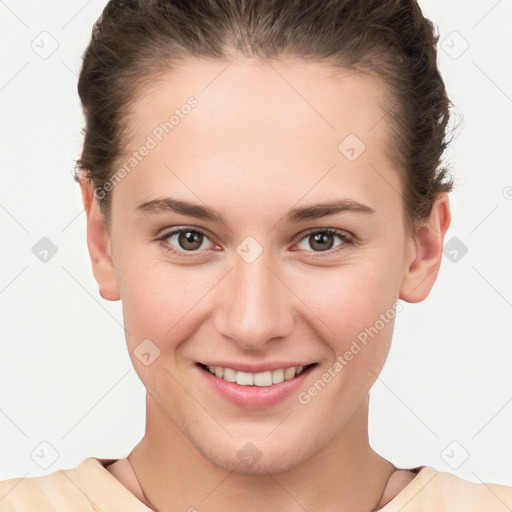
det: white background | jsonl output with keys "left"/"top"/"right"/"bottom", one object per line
{"left": 1, "top": 0, "right": 511, "bottom": 491}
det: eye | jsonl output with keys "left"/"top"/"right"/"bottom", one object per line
{"left": 295, "top": 228, "right": 353, "bottom": 257}
{"left": 157, "top": 227, "right": 218, "bottom": 257}
{"left": 156, "top": 226, "right": 354, "bottom": 259}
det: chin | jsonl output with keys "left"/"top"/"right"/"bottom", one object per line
{"left": 207, "top": 450, "right": 305, "bottom": 475}
{"left": 193, "top": 434, "right": 314, "bottom": 475}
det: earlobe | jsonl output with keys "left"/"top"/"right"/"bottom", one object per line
{"left": 399, "top": 193, "right": 451, "bottom": 303}
{"left": 79, "top": 177, "right": 120, "bottom": 301}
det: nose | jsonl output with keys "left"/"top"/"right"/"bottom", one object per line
{"left": 213, "top": 249, "right": 297, "bottom": 352}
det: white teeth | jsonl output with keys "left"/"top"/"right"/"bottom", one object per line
{"left": 203, "top": 364, "right": 309, "bottom": 386}
{"left": 223, "top": 367, "right": 236, "bottom": 382}
{"left": 235, "top": 371, "right": 254, "bottom": 386}
{"left": 253, "top": 371, "right": 272, "bottom": 387}
{"left": 284, "top": 367, "right": 296, "bottom": 380}
{"left": 272, "top": 369, "right": 284, "bottom": 384}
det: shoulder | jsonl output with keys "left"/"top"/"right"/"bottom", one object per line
{"left": 429, "top": 468, "right": 512, "bottom": 510}
{"left": 0, "top": 457, "right": 131, "bottom": 511}
{"left": 0, "top": 472, "right": 78, "bottom": 511}
{"left": 380, "top": 466, "right": 512, "bottom": 512}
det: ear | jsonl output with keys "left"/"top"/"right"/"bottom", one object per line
{"left": 399, "top": 193, "right": 451, "bottom": 303}
{"left": 79, "top": 177, "right": 120, "bottom": 301}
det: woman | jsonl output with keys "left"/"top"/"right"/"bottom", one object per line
{"left": 1, "top": 0, "right": 511, "bottom": 510}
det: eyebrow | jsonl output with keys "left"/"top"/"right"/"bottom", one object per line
{"left": 135, "top": 197, "right": 375, "bottom": 224}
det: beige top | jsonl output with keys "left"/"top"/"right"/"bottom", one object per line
{"left": 1, "top": 457, "right": 512, "bottom": 511}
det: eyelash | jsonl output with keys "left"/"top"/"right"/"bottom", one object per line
{"left": 156, "top": 226, "right": 355, "bottom": 259}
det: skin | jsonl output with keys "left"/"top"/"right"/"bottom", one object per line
{"left": 79, "top": 57, "right": 451, "bottom": 511}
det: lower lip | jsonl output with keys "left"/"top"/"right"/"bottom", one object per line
{"left": 197, "top": 364, "right": 316, "bottom": 409}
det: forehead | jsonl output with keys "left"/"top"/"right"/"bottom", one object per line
{"left": 115, "top": 57, "right": 402, "bottom": 220}
{"left": 128, "top": 57, "right": 392, "bottom": 143}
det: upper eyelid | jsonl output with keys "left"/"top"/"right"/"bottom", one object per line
{"left": 296, "top": 227, "right": 351, "bottom": 240}
{"left": 160, "top": 226, "right": 215, "bottom": 243}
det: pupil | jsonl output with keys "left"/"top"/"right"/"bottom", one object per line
{"left": 311, "top": 232, "right": 333, "bottom": 251}
{"left": 179, "top": 231, "right": 202, "bottom": 250}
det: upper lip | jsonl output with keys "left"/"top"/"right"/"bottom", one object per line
{"left": 198, "top": 361, "right": 316, "bottom": 373}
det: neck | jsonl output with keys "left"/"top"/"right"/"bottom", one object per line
{"left": 128, "top": 393, "right": 395, "bottom": 512}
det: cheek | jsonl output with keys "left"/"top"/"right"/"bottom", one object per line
{"left": 296, "top": 260, "right": 401, "bottom": 341}
{"left": 292, "top": 267, "right": 400, "bottom": 414}
{"left": 116, "top": 252, "right": 219, "bottom": 350}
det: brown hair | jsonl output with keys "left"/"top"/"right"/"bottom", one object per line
{"left": 74, "top": 0, "right": 456, "bottom": 236}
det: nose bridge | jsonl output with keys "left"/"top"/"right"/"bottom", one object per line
{"left": 216, "top": 249, "right": 295, "bottom": 350}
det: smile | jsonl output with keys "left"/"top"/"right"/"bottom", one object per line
{"left": 198, "top": 363, "right": 315, "bottom": 387}
{"left": 196, "top": 361, "right": 318, "bottom": 409}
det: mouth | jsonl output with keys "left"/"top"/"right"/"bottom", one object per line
{"left": 196, "top": 362, "right": 318, "bottom": 387}
{"left": 196, "top": 361, "right": 318, "bottom": 409}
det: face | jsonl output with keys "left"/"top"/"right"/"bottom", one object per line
{"left": 97, "top": 58, "right": 423, "bottom": 474}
